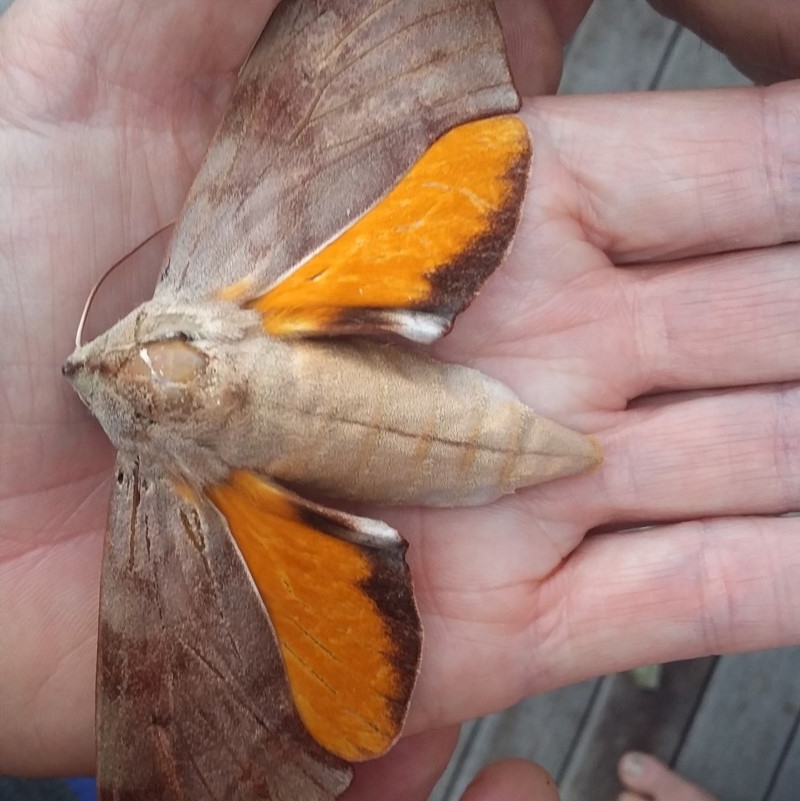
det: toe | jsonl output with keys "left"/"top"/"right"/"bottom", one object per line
{"left": 618, "top": 752, "right": 718, "bottom": 801}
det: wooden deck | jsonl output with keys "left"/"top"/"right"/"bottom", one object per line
{"left": 434, "top": 651, "right": 800, "bottom": 801}
{"left": 3, "top": 2, "right": 795, "bottom": 801}
{"left": 560, "top": 0, "right": 751, "bottom": 93}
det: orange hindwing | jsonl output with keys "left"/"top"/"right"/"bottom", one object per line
{"left": 220, "top": 115, "right": 531, "bottom": 343}
{"left": 207, "top": 471, "right": 421, "bottom": 762}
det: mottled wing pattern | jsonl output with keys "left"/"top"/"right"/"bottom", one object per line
{"left": 156, "top": 0, "right": 520, "bottom": 301}
{"left": 97, "top": 456, "right": 352, "bottom": 801}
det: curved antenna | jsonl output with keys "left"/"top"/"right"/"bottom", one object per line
{"left": 75, "top": 224, "right": 174, "bottom": 348}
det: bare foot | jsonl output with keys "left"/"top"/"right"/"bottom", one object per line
{"left": 617, "top": 753, "right": 719, "bottom": 801}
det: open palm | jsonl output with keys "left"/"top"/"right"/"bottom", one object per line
{"left": 2, "top": 1, "right": 799, "bottom": 799}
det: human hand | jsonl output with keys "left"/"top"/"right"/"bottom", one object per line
{"left": 2, "top": 3, "right": 800, "bottom": 801}
{"left": 502, "top": 0, "right": 800, "bottom": 89}
{"left": 647, "top": 0, "right": 800, "bottom": 83}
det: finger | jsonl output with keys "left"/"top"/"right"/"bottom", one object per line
{"left": 454, "top": 240, "right": 800, "bottom": 416}
{"left": 462, "top": 759, "right": 560, "bottom": 801}
{"left": 540, "top": 0, "right": 595, "bottom": 43}
{"left": 618, "top": 751, "right": 718, "bottom": 801}
{"left": 724, "top": 58, "right": 789, "bottom": 88}
{"left": 521, "top": 81, "right": 800, "bottom": 263}
{"left": 344, "top": 726, "right": 460, "bottom": 801}
{"left": 400, "top": 499, "right": 800, "bottom": 728}
{"left": 648, "top": 0, "right": 800, "bottom": 83}
{"left": 620, "top": 244, "right": 800, "bottom": 396}
{"left": 493, "top": 0, "right": 563, "bottom": 95}
{"left": 536, "top": 516, "right": 800, "bottom": 684}
{"left": 593, "top": 384, "right": 800, "bottom": 524}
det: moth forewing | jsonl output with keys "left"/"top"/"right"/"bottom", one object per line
{"left": 159, "top": 0, "right": 523, "bottom": 302}
{"left": 96, "top": 459, "right": 353, "bottom": 801}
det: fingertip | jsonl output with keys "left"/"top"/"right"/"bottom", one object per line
{"left": 462, "top": 759, "right": 560, "bottom": 801}
{"left": 492, "top": 0, "right": 563, "bottom": 95}
{"left": 618, "top": 751, "right": 717, "bottom": 800}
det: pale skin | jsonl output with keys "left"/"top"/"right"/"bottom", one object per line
{"left": 617, "top": 753, "right": 718, "bottom": 801}
{"left": 1, "top": 1, "right": 799, "bottom": 800}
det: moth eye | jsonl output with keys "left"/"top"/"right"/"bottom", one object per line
{"left": 121, "top": 339, "right": 207, "bottom": 391}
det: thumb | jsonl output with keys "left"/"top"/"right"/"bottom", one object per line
{"left": 462, "top": 759, "right": 561, "bottom": 801}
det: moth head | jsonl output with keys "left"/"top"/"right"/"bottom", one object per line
{"left": 62, "top": 299, "right": 256, "bottom": 452}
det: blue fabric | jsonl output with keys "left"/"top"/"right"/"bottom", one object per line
{"left": 0, "top": 775, "right": 94, "bottom": 799}
{"left": 64, "top": 779, "right": 95, "bottom": 801}
{"left": 0, "top": 779, "right": 78, "bottom": 800}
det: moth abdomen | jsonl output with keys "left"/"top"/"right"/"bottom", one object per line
{"left": 351, "top": 356, "right": 602, "bottom": 507}
{"left": 239, "top": 339, "right": 600, "bottom": 507}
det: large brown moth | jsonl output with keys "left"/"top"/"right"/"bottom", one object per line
{"left": 63, "top": 0, "right": 602, "bottom": 799}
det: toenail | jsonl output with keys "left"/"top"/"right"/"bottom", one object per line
{"left": 620, "top": 752, "right": 646, "bottom": 778}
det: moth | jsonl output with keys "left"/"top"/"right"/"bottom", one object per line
{"left": 63, "top": 1, "right": 601, "bottom": 799}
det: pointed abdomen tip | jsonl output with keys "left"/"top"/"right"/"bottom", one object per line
{"left": 586, "top": 434, "right": 604, "bottom": 469}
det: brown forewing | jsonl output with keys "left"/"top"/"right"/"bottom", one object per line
{"left": 157, "top": 0, "right": 521, "bottom": 300}
{"left": 97, "top": 456, "right": 351, "bottom": 801}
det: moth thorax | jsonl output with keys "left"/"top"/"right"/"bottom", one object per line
{"left": 120, "top": 339, "right": 207, "bottom": 402}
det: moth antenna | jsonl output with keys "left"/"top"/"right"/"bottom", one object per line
{"left": 75, "top": 224, "right": 174, "bottom": 348}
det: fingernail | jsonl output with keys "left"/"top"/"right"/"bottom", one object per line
{"left": 620, "top": 752, "right": 645, "bottom": 778}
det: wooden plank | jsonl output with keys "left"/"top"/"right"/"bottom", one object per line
{"left": 768, "top": 716, "right": 800, "bottom": 801}
{"left": 560, "top": 0, "right": 679, "bottom": 94}
{"left": 674, "top": 647, "right": 800, "bottom": 801}
{"left": 657, "top": 26, "right": 752, "bottom": 90}
{"left": 558, "top": 658, "right": 717, "bottom": 801}
{"left": 429, "top": 680, "right": 599, "bottom": 801}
